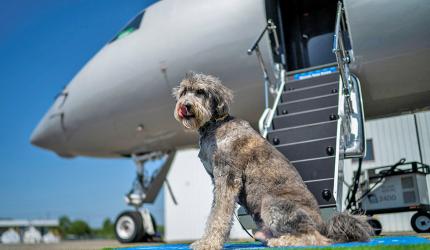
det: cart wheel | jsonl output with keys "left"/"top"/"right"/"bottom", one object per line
{"left": 411, "top": 212, "right": 430, "bottom": 233}
{"left": 367, "top": 218, "right": 382, "bottom": 236}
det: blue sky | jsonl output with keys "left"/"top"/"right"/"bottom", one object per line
{"left": 0, "top": 0, "right": 162, "bottom": 227}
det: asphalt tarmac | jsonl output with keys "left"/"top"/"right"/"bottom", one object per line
{"left": 0, "top": 240, "right": 154, "bottom": 250}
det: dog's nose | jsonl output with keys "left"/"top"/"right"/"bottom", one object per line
{"left": 185, "top": 103, "right": 192, "bottom": 111}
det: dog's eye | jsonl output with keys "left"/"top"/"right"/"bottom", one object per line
{"left": 196, "top": 89, "right": 205, "bottom": 96}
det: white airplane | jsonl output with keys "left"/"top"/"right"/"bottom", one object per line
{"left": 30, "top": 0, "right": 430, "bottom": 243}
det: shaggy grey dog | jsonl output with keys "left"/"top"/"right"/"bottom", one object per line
{"left": 173, "top": 72, "right": 371, "bottom": 250}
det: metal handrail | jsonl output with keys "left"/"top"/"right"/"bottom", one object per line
{"left": 333, "top": 1, "right": 351, "bottom": 99}
{"left": 259, "top": 69, "right": 286, "bottom": 137}
{"left": 247, "top": 20, "right": 285, "bottom": 137}
{"left": 344, "top": 74, "right": 366, "bottom": 158}
{"left": 248, "top": 20, "right": 280, "bottom": 56}
{"left": 248, "top": 19, "right": 282, "bottom": 110}
{"left": 332, "top": 1, "right": 366, "bottom": 158}
{"left": 258, "top": 108, "right": 271, "bottom": 135}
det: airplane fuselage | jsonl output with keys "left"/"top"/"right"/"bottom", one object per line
{"left": 31, "top": 0, "right": 430, "bottom": 158}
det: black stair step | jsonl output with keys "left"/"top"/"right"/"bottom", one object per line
{"left": 275, "top": 137, "right": 337, "bottom": 162}
{"left": 284, "top": 73, "right": 339, "bottom": 91}
{"left": 292, "top": 157, "right": 336, "bottom": 182}
{"left": 273, "top": 106, "right": 339, "bottom": 130}
{"left": 268, "top": 121, "right": 338, "bottom": 145}
{"left": 277, "top": 93, "right": 338, "bottom": 116}
{"left": 281, "top": 82, "right": 338, "bottom": 103}
{"left": 305, "top": 179, "right": 336, "bottom": 206}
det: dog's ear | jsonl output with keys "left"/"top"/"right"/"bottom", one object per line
{"left": 172, "top": 86, "right": 180, "bottom": 100}
{"left": 212, "top": 83, "right": 233, "bottom": 118}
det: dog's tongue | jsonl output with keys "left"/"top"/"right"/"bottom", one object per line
{"left": 178, "top": 106, "right": 188, "bottom": 118}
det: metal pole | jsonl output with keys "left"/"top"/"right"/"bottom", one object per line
{"left": 255, "top": 46, "right": 270, "bottom": 109}
{"left": 413, "top": 113, "right": 424, "bottom": 163}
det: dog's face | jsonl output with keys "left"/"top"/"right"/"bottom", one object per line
{"left": 173, "top": 72, "right": 233, "bottom": 130}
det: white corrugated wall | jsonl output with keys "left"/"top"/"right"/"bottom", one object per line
{"left": 343, "top": 111, "right": 430, "bottom": 232}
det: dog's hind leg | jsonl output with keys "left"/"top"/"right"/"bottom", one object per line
{"left": 260, "top": 195, "right": 331, "bottom": 247}
{"left": 253, "top": 217, "right": 273, "bottom": 243}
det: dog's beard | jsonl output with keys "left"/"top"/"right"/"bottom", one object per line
{"left": 175, "top": 101, "right": 211, "bottom": 130}
{"left": 182, "top": 117, "right": 198, "bottom": 130}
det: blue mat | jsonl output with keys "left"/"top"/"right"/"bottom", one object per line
{"left": 119, "top": 236, "right": 430, "bottom": 249}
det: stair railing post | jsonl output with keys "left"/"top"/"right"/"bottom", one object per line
{"left": 254, "top": 45, "right": 271, "bottom": 109}
{"left": 261, "top": 68, "right": 286, "bottom": 138}
{"left": 333, "top": 1, "right": 366, "bottom": 159}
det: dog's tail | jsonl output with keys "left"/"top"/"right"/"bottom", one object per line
{"left": 320, "top": 212, "right": 373, "bottom": 243}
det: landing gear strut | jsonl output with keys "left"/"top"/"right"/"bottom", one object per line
{"left": 114, "top": 151, "right": 176, "bottom": 243}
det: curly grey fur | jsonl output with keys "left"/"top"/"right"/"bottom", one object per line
{"left": 322, "top": 213, "right": 373, "bottom": 243}
{"left": 173, "top": 72, "right": 371, "bottom": 249}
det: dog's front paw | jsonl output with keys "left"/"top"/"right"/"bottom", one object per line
{"left": 190, "top": 238, "right": 223, "bottom": 250}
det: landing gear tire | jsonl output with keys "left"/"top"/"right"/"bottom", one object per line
{"left": 367, "top": 218, "right": 382, "bottom": 236}
{"left": 115, "top": 211, "right": 145, "bottom": 243}
{"left": 411, "top": 211, "right": 430, "bottom": 233}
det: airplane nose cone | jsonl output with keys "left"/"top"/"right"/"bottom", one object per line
{"left": 30, "top": 112, "right": 74, "bottom": 157}
{"left": 30, "top": 116, "right": 54, "bottom": 147}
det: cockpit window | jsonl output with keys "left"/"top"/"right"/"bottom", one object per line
{"left": 110, "top": 11, "right": 145, "bottom": 43}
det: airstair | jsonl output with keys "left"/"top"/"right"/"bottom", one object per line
{"left": 248, "top": 2, "right": 365, "bottom": 212}
{"left": 266, "top": 68, "right": 342, "bottom": 208}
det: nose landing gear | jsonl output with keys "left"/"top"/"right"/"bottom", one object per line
{"left": 114, "top": 151, "right": 176, "bottom": 243}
